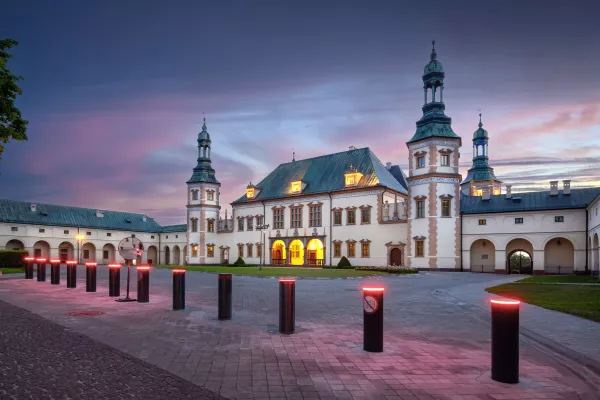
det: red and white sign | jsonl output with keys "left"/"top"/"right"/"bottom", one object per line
{"left": 363, "top": 295, "right": 378, "bottom": 314}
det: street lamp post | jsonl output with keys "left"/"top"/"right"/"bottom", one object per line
{"left": 256, "top": 224, "right": 269, "bottom": 271}
{"left": 76, "top": 233, "right": 85, "bottom": 265}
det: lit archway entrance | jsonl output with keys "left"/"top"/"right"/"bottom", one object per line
{"left": 147, "top": 246, "right": 158, "bottom": 265}
{"left": 544, "top": 237, "right": 574, "bottom": 274}
{"left": 506, "top": 238, "right": 533, "bottom": 274}
{"left": 470, "top": 239, "right": 496, "bottom": 273}
{"left": 58, "top": 242, "right": 74, "bottom": 261}
{"left": 271, "top": 240, "right": 286, "bottom": 265}
{"left": 307, "top": 239, "right": 324, "bottom": 266}
{"left": 173, "top": 245, "right": 181, "bottom": 265}
{"left": 33, "top": 240, "right": 51, "bottom": 258}
{"left": 102, "top": 243, "right": 116, "bottom": 264}
{"left": 5, "top": 239, "right": 24, "bottom": 251}
{"left": 164, "top": 246, "right": 171, "bottom": 265}
{"left": 289, "top": 239, "right": 304, "bottom": 266}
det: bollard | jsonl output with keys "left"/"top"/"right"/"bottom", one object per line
{"left": 363, "top": 287, "right": 384, "bottom": 352}
{"left": 172, "top": 269, "right": 186, "bottom": 310}
{"left": 50, "top": 259, "right": 61, "bottom": 285}
{"left": 108, "top": 264, "right": 121, "bottom": 297}
{"left": 137, "top": 266, "right": 150, "bottom": 303}
{"left": 491, "top": 299, "right": 520, "bottom": 384}
{"left": 85, "top": 262, "right": 97, "bottom": 292}
{"left": 218, "top": 273, "right": 232, "bottom": 320}
{"left": 279, "top": 279, "right": 295, "bottom": 334}
{"left": 24, "top": 256, "right": 35, "bottom": 279}
{"left": 36, "top": 258, "right": 47, "bottom": 282}
{"left": 66, "top": 260, "right": 77, "bottom": 288}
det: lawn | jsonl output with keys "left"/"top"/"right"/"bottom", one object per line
{"left": 0, "top": 267, "right": 25, "bottom": 275}
{"left": 154, "top": 265, "right": 389, "bottom": 278}
{"left": 517, "top": 275, "right": 599, "bottom": 284}
{"left": 486, "top": 283, "right": 600, "bottom": 323}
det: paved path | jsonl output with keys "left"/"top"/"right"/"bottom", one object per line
{"left": 0, "top": 268, "right": 599, "bottom": 399}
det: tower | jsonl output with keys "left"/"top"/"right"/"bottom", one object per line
{"left": 186, "top": 119, "right": 221, "bottom": 265}
{"left": 460, "top": 114, "right": 502, "bottom": 196}
{"left": 405, "top": 41, "right": 462, "bottom": 270}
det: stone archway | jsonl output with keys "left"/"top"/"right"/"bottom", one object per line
{"left": 271, "top": 240, "right": 286, "bottom": 265}
{"left": 390, "top": 248, "right": 402, "bottom": 266}
{"left": 164, "top": 246, "right": 170, "bottom": 265}
{"left": 385, "top": 241, "right": 406, "bottom": 267}
{"left": 306, "top": 238, "right": 324, "bottom": 266}
{"left": 594, "top": 233, "right": 599, "bottom": 275}
{"left": 173, "top": 245, "right": 181, "bottom": 265}
{"left": 102, "top": 243, "right": 116, "bottom": 264}
{"left": 58, "top": 241, "right": 75, "bottom": 262}
{"left": 289, "top": 239, "right": 304, "bottom": 266}
{"left": 544, "top": 237, "right": 574, "bottom": 274}
{"left": 506, "top": 238, "right": 533, "bottom": 274}
{"left": 81, "top": 242, "right": 96, "bottom": 261}
{"left": 147, "top": 246, "right": 158, "bottom": 265}
{"left": 470, "top": 239, "right": 496, "bottom": 273}
{"left": 33, "top": 240, "right": 51, "bottom": 259}
{"left": 5, "top": 239, "right": 24, "bottom": 251}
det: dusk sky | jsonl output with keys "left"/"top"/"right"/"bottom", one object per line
{"left": 1, "top": 1, "right": 599, "bottom": 225}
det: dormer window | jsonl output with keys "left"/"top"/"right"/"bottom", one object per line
{"left": 291, "top": 181, "right": 302, "bottom": 193}
{"left": 247, "top": 187, "right": 255, "bottom": 198}
{"left": 344, "top": 165, "right": 363, "bottom": 187}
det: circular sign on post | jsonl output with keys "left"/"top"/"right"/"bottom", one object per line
{"left": 118, "top": 237, "right": 144, "bottom": 261}
{"left": 363, "top": 295, "right": 378, "bottom": 314}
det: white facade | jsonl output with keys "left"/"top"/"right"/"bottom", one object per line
{"left": 588, "top": 196, "right": 600, "bottom": 275}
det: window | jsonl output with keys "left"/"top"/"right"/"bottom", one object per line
{"left": 34, "top": 249, "right": 41, "bottom": 257}
{"left": 39, "top": 228, "right": 45, "bottom": 233}
{"left": 166, "top": 236, "right": 169, "bottom": 239}
{"left": 291, "top": 207, "right": 302, "bottom": 228}
{"left": 346, "top": 176, "right": 355, "bottom": 185}
{"left": 273, "top": 208, "right": 284, "bottom": 229}
{"left": 291, "top": 181, "right": 302, "bottom": 193}
{"left": 207, "top": 245, "right": 214, "bottom": 258}
{"left": 192, "top": 190, "right": 198, "bottom": 200}
{"left": 207, "top": 219, "right": 214, "bottom": 232}
{"left": 415, "top": 240, "right": 424, "bottom": 257}
{"left": 238, "top": 244, "right": 244, "bottom": 257}
{"left": 441, "top": 199, "right": 451, "bottom": 217}
{"left": 131, "top": 234, "right": 136, "bottom": 238}
{"left": 416, "top": 200, "right": 425, "bottom": 218}
{"left": 257, "top": 244, "right": 262, "bottom": 259}
{"left": 347, "top": 210, "right": 356, "bottom": 225}
{"left": 515, "top": 218, "right": 523, "bottom": 224}
{"left": 334, "top": 243, "right": 341, "bottom": 257}
{"left": 189, "top": 218, "right": 197, "bottom": 232}
{"left": 361, "top": 243, "right": 370, "bottom": 258}
{"left": 417, "top": 156, "right": 425, "bottom": 168}
{"left": 247, "top": 218, "right": 254, "bottom": 231}
{"left": 309, "top": 205, "right": 322, "bottom": 227}
{"left": 11, "top": 227, "right": 18, "bottom": 232}
{"left": 247, "top": 244, "right": 253, "bottom": 257}
{"left": 207, "top": 191, "right": 214, "bottom": 201}
{"left": 257, "top": 216, "right": 264, "bottom": 227}
{"left": 107, "top": 233, "right": 112, "bottom": 237}
{"left": 86, "top": 232, "right": 92, "bottom": 236}
{"left": 478, "top": 219, "right": 486, "bottom": 226}
{"left": 347, "top": 242, "right": 355, "bottom": 257}
{"left": 151, "top": 235, "right": 155, "bottom": 239}
{"left": 246, "top": 188, "right": 255, "bottom": 198}
{"left": 238, "top": 218, "right": 244, "bottom": 231}
{"left": 441, "top": 154, "right": 449, "bottom": 166}
{"left": 83, "top": 250, "right": 90, "bottom": 259}
{"left": 63, "top": 230, "right": 69, "bottom": 234}
{"left": 361, "top": 208, "right": 371, "bottom": 224}
{"left": 103, "top": 250, "right": 109, "bottom": 259}
{"left": 175, "top": 235, "right": 178, "bottom": 238}
{"left": 482, "top": 254, "right": 489, "bottom": 260}
{"left": 192, "top": 245, "right": 198, "bottom": 257}
{"left": 555, "top": 216, "right": 564, "bottom": 223}
{"left": 333, "top": 211, "right": 342, "bottom": 225}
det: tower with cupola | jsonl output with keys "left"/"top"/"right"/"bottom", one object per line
{"left": 406, "top": 41, "right": 462, "bottom": 270}
{"left": 186, "top": 119, "right": 221, "bottom": 265}
{"left": 460, "top": 114, "right": 502, "bottom": 196}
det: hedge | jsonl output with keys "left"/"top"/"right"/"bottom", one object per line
{"left": 0, "top": 250, "right": 27, "bottom": 268}
{"left": 337, "top": 256, "right": 352, "bottom": 268}
{"left": 233, "top": 257, "right": 246, "bottom": 266}
{"left": 355, "top": 266, "right": 419, "bottom": 274}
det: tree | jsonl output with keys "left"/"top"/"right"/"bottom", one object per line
{"left": 0, "top": 39, "right": 28, "bottom": 161}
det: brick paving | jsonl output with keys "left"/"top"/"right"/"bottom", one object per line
{"left": 0, "top": 267, "right": 599, "bottom": 399}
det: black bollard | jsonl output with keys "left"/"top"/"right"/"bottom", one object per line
{"left": 50, "top": 259, "right": 61, "bottom": 285}
{"left": 172, "top": 269, "right": 186, "bottom": 310}
{"left": 108, "top": 264, "right": 121, "bottom": 297}
{"left": 66, "top": 260, "right": 77, "bottom": 288}
{"left": 218, "top": 273, "right": 232, "bottom": 319}
{"left": 137, "top": 266, "right": 150, "bottom": 303}
{"left": 491, "top": 299, "right": 520, "bottom": 384}
{"left": 279, "top": 279, "right": 295, "bottom": 334}
{"left": 24, "top": 257, "right": 35, "bottom": 279}
{"left": 363, "top": 287, "right": 384, "bottom": 352}
{"left": 36, "top": 258, "right": 47, "bottom": 282}
{"left": 85, "top": 262, "right": 97, "bottom": 292}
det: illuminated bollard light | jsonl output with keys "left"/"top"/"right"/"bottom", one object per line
{"left": 108, "top": 264, "right": 121, "bottom": 297}
{"left": 218, "top": 273, "right": 232, "bottom": 320}
{"left": 24, "top": 256, "right": 35, "bottom": 279}
{"left": 50, "top": 259, "right": 61, "bottom": 285}
{"left": 172, "top": 269, "right": 186, "bottom": 310}
{"left": 491, "top": 299, "right": 521, "bottom": 384}
{"left": 279, "top": 279, "right": 295, "bottom": 334}
{"left": 36, "top": 258, "right": 47, "bottom": 282}
{"left": 363, "top": 287, "right": 384, "bottom": 352}
{"left": 66, "top": 260, "right": 77, "bottom": 288}
{"left": 137, "top": 266, "right": 150, "bottom": 303}
{"left": 85, "top": 262, "right": 97, "bottom": 292}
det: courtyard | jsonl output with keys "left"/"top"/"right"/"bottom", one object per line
{"left": 1, "top": 268, "right": 600, "bottom": 399}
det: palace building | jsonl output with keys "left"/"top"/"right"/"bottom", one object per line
{"left": 2, "top": 44, "right": 600, "bottom": 274}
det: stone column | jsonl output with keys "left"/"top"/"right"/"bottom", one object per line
{"left": 532, "top": 250, "right": 545, "bottom": 275}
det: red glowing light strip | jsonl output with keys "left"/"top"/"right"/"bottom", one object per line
{"left": 66, "top": 261, "right": 77, "bottom": 265}
{"left": 50, "top": 259, "right": 61, "bottom": 263}
{"left": 363, "top": 287, "right": 385, "bottom": 292}
{"left": 172, "top": 269, "right": 186, "bottom": 273}
{"left": 491, "top": 299, "right": 520, "bottom": 305}
{"left": 137, "top": 266, "right": 150, "bottom": 271}
{"left": 24, "top": 257, "right": 35, "bottom": 261}
{"left": 108, "top": 264, "right": 121, "bottom": 268}
{"left": 85, "top": 262, "right": 97, "bottom": 266}
{"left": 36, "top": 258, "right": 47, "bottom": 262}
{"left": 279, "top": 279, "right": 295, "bottom": 282}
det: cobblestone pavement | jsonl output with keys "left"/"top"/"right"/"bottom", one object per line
{"left": 0, "top": 299, "right": 225, "bottom": 400}
{"left": 0, "top": 267, "right": 599, "bottom": 399}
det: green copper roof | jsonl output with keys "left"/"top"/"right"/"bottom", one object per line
{"left": 461, "top": 116, "right": 498, "bottom": 184}
{"left": 161, "top": 224, "right": 186, "bottom": 233}
{"left": 460, "top": 188, "right": 600, "bottom": 214}
{"left": 187, "top": 120, "right": 219, "bottom": 184}
{"left": 233, "top": 147, "right": 407, "bottom": 204}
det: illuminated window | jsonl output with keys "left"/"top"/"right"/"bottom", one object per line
{"left": 475, "top": 189, "right": 483, "bottom": 196}
{"left": 207, "top": 191, "right": 214, "bottom": 201}
{"left": 416, "top": 200, "right": 425, "bottom": 218}
{"left": 344, "top": 166, "right": 363, "bottom": 187}
{"left": 493, "top": 189, "right": 501, "bottom": 195}
{"left": 291, "top": 207, "right": 302, "bottom": 228}
{"left": 238, "top": 219, "right": 244, "bottom": 231}
{"left": 478, "top": 219, "right": 486, "bottom": 225}
{"left": 334, "top": 243, "right": 341, "bottom": 257}
{"left": 333, "top": 211, "right": 342, "bottom": 225}
{"left": 346, "top": 176, "right": 355, "bottom": 185}
{"left": 415, "top": 240, "right": 424, "bottom": 257}
{"left": 247, "top": 218, "right": 254, "bottom": 231}
{"left": 247, "top": 188, "right": 255, "bottom": 198}
{"left": 273, "top": 208, "right": 284, "bottom": 229}
{"left": 361, "top": 209, "right": 371, "bottom": 224}
{"left": 347, "top": 210, "right": 356, "bottom": 225}
{"left": 417, "top": 156, "right": 425, "bottom": 168}
{"left": 191, "top": 218, "right": 198, "bottom": 232}
{"left": 291, "top": 181, "right": 302, "bottom": 193}
{"left": 309, "top": 205, "right": 322, "bottom": 227}
{"left": 361, "top": 243, "right": 370, "bottom": 258}
{"left": 441, "top": 199, "right": 451, "bottom": 217}
{"left": 192, "top": 245, "right": 198, "bottom": 257}
{"left": 207, "top": 219, "right": 214, "bottom": 232}
{"left": 238, "top": 244, "right": 243, "bottom": 257}
{"left": 347, "top": 242, "right": 355, "bottom": 258}
{"left": 441, "top": 154, "right": 449, "bottom": 166}
{"left": 207, "top": 245, "right": 214, "bottom": 257}
{"left": 247, "top": 244, "right": 253, "bottom": 257}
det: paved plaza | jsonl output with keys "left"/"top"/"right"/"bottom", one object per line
{"left": 1, "top": 267, "right": 600, "bottom": 399}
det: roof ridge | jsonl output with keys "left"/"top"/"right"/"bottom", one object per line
{"left": 277, "top": 147, "right": 370, "bottom": 166}
{"left": 0, "top": 198, "right": 153, "bottom": 219}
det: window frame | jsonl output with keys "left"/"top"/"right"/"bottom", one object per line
{"left": 238, "top": 244, "right": 244, "bottom": 258}
{"left": 441, "top": 199, "right": 451, "bottom": 217}
{"left": 334, "top": 242, "right": 341, "bottom": 257}
{"left": 515, "top": 217, "right": 524, "bottom": 224}
{"left": 238, "top": 218, "right": 244, "bottom": 232}
{"left": 347, "top": 242, "right": 356, "bottom": 258}
{"left": 416, "top": 200, "right": 425, "bottom": 218}
{"left": 290, "top": 207, "right": 303, "bottom": 229}
{"left": 207, "top": 191, "right": 214, "bottom": 201}
{"left": 361, "top": 208, "right": 371, "bottom": 224}
{"left": 361, "top": 242, "right": 370, "bottom": 258}
{"left": 555, "top": 216, "right": 564, "bottom": 223}
{"left": 347, "top": 209, "right": 356, "bottom": 225}
{"left": 247, "top": 217, "right": 254, "bottom": 231}
{"left": 478, "top": 219, "right": 486, "bottom": 226}
{"left": 192, "top": 190, "right": 199, "bottom": 200}
{"left": 192, "top": 245, "right": 198, "bottom": 257}
{"left": 103, "top": 250, "right": 109, "bottom": 259}
{"left": 247, "top": 243, "right": 253, "bottom": 257}
{"left": 416, "top": 156, "right": 425, "bottom": 168}
{"left": 415, "top": 240, "right": 424, "bottom": 257}
{"left": 207, "top": 245, "right": 214, "bottom": 258}
{"left": 333, "top": 210, "right": 342, "bottom": 225}
{"left": 11, "top": 227, "right": 18, "bottom": 232}
{"left": 309, "top": 205, "right": 322, "bottom": 227}
{"left": 273, "top": 208, "right": 285, "bottom": 229}
{"left": 207, "top": 219, "right": 214, "bottom": 232}
{"left": 191, "top": 218, "right": 198, "bottom": 232}
{"left": 441, "top": 154, "right": 449, "bottom": 166}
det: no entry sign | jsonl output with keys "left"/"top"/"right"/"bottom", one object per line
{"left": 363, "top": 295, "right": 378, "bottom": 314}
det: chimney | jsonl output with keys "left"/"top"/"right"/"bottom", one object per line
{"left": 349, "top": 146, "right": 356, "bottom": 150}
{"left": 30, "top": 203, "right": 37, "bottom": 212}
{"left": 482, "top": 187, "right": 491, "bottom": 201}
{"left": 385, "top": 162, "right": 392, "bottom": 170}
{"left": 96, "top": 210, "right": 104, "bottom": 218}
{"left": 505, "top": 184, "right": 512, "bottom": 199}
{"left": 563, "top": 180, "right": 571, "bottom": 195}
{"left": 550, "top": 181, "right": 559, "bottom": 196}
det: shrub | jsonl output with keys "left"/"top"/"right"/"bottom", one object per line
{"left": 0, "top": 250, "right": 27, "bottom": 268}
{"left": 233, "top": 257, "right": 246, "bottom": 267}
{"left": 337, "top": 256, "right": 352, "bottom": 268}
{"left": 356, "top": 266, "right": 419, "bottom": 274}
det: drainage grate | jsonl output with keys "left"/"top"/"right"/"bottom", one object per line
{"left": 66, "top": 311, "right": 105, "bottom": 317}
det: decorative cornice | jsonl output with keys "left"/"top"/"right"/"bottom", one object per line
{"left": 360, "top": 239, "right": 371, "bottom": 243}
{"left": 245, "top": 215, "right": 254, "bottom": 219}
{"left": 359, "top": 205, "right": 373, "bottom": 210}
{"left": 206, "top": 242, "right": 215, "bottom": 246}
{"left": 408, "top": 176, "right": 461, "bottom": 186}
{"left": 438, "top": 148, "right": 453, "bottom": 155}
{"left": 206, "top": 189, "right": 216, "bottom": 193}
{"left": 408, "top": 139, "right": 460, "bottom": 151}
{"left": 345, "top": 239, "right": 357, "bottom": 243}
{"left": 308, "top": 201, "right": 323, "bottom": 206}
{"left": 413, "top": 236, "right": 426, "bottom": 241}
{"left": 413, "top": 195, "right": 427, "bottom": 201}
{"left": 246, "top": 242, "right": 253, "bottom": 246}
{"left": 332, "top": 239, "right": 342, "bottom": 244}
{"left": 218, "top": 245, "right": 230, "bottom": 249}
{"left": 206, "top": 217, "right": 215, "bottom": 221}
{"left": 271, "top": 205, "right": 286, "bottom": 210}
{"left": 439, "top": 194, "right": 454, "bottom": 200}
{"left": 332, "top": 207, "right": 344, "bottom": 211}
{"left": 414, "top": 150, "right": 427, "bottom": 157}
{"left": 345, "top": 206, "right": 357, "bottom": 210}
{"left": 289, "top": 204, "right": 304, "bottom": 209}
{"left": 385, "top": 241, "right": 406, "bottom": 247}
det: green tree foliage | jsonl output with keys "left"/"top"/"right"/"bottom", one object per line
{"left": 337, "top": 256, "right": 352, "bottom": 268}
{"left": 233, "top": 257, "right": 246, "bottom": 266}
{"left": 0, "top": 250, "right": 27, "bottom": 268}
{"left": 0, "top": 39, "right": 28, "bottom": 161}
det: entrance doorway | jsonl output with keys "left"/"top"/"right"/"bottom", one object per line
{"left": 307, "top": 239, "right": 324, "bottom": 266}
{"left": 289, "top": 240, "right": 304, "bottom": 266}
{"left": 271, "top": 240, "right": 286, "bottom": 265}
{"left": 508, "top": 250, "right": 532, "bottom": 274}
{"left": 389, "top": 248, "right": 402, "bottom": 266}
